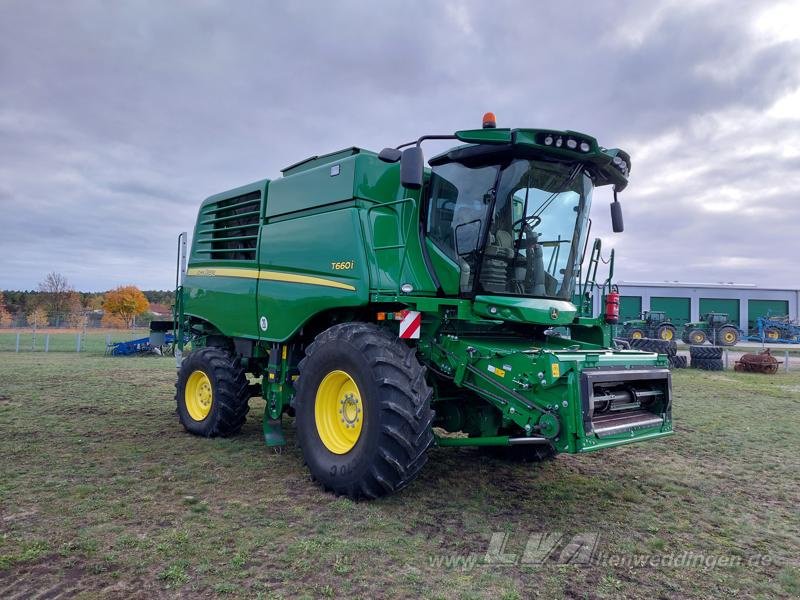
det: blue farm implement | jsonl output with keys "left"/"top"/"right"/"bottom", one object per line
{"left": 746, "top": 315, "right": 800, "bottom": 344}
{"left": 107, "top": 333, "right": 176, "bottom": 356}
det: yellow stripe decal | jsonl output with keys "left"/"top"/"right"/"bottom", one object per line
{"left": 186, "top": 267, "right": 356, "bottom": 291}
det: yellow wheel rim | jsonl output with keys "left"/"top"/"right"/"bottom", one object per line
{"left": 692, "top": 333, "right": 704, "bottom": 344}
{"left": 185, "top": 370, "right": 213, "bottom": 421}
{"left": 315, "top": 370, "right": 363, "bottom": 454}
{"left": 631, "top": 331, "right": 643, "bottom": 339}
{"left": 661, "top": 329, "right": 674, "bottom": 341}
{"left": 767, "top": 330, "right": 779, "bottom": 340}
{"left": 723, "top": 331, "right": 736, "bottom": 343}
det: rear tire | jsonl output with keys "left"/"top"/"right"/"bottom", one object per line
{"left": 294, "top": 322, "right": 434, "bottom": 500}
{"left": 690, "top": 345, "right": 723, "bottom": 360}
{"left": 176, "top": 347, "right": 250, "bottom": 437}
{"left": 691, "top": 357, "right": 724, "bottom": 371}
{"left": 669, "top": 355, "right": 688, "bottom": 369}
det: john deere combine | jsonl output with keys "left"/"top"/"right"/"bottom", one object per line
{"left": 156, "top": 114, "right": 672, "bottom": 499}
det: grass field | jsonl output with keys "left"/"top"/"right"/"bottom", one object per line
{"left": 1, "top": 354, "right": 798, "bottom": 599}
{"left": 0, "top": 330, "right": 151, "bottom": 354}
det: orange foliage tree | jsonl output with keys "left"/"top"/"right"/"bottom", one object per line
{"left": 27, "top": 307, "right": 49, "bottom": 329}
{"left": 102, "top": 286, "right": 150, "bottom": 328}
{"left": 0, "top": 292, "right": 11, "bottom": 327}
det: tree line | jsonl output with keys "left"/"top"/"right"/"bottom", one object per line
{"left": 0, "top": 272, "right": 175, "bottom": 329}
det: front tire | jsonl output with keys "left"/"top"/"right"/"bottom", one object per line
{"left": 294, "top": 322, "right": 434, "bottom": 500}
{"left": 176, "top": 347, "right": 250, "bottom": 437}
{"left": 628, "top": 328, "right": 645, "bottom": 340}
{"left": 657, "top": 324, "right": 676, "bottom": 341}
{"left": 715, "top": 326, "right": 739, "bottom": 346}
{"left": 687, "top": 328, "right": 707, "bottom": 345}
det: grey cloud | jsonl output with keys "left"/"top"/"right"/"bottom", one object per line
{"left": 0, "top": 0, "right": 798, "bottom": 290}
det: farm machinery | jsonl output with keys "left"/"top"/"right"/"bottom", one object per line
{"left": 153, "top": 113, "right": 672, "bottom": 499}
{"left": 106, "top": 332, "right": 177, "bottom": 356}
{"left": 620, "top": 310, "right": 678, "bottom": 341}
{"left": 746, "top": 315, "right": 800, "bottom": 344}
{"left": 681, "top": 312, "right": 740, "bottom": 346}
{"left": 734, "top": 349, "right": 783, "bottom": 373}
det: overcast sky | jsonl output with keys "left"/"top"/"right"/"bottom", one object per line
{"left": 1, "top": 0, "right": 798, "bottom": 291}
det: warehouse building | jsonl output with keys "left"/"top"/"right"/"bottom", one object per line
{"left": 590, "top": 282, "right": 800, "bottom": 332}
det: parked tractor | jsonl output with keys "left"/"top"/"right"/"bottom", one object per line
{"left": 153, "top": 114, "right": 672, "bottom": 499}
{"left": 681, "top": 312, "right": 740, "bottom": 346}
{"left": 621, "top": 311, "right": 678, "bottom": 342}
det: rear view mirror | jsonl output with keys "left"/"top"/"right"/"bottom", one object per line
{"left": 610, "top": 189, "right": 624, "bottom": 233}
{"left": 400, "top": 146, "right": 424, "bottom": 190}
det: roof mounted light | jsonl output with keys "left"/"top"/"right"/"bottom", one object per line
{"left": 482, "top": 112, "right": 497, "bottom": 128}
{"left": 566, "top": 138, "right": 577, "bottom": 149}
{"left": 579, "top": 141, "right": 590, "bottom": 152}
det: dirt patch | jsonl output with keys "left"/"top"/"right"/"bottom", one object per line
{"left": 0, "top": 556, "right": 159, "bottom": 600}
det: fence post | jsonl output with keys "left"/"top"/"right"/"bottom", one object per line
{"left": 45, "top": 334, "right": 50, "bottom": 353}
{"left": 785, "top": 350, "right": 790, "bottom": 373}
{"left": 724, "top": 349, "right": 728, "bottom": 370}
{"left": 106, "top": 334, "right": 111, "bottom": 348}
{"left": 15, "top": 332, "right": 20, "bottom": 353}
{"left": 76, "top": 333, "right": 81, "bottom": 353}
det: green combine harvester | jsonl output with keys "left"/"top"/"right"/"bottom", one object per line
{"left": 154, "top": 113, "right": 673, "bottom": 499}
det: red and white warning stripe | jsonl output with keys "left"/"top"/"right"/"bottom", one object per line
{"left": 398, "top": 310, "right": 422, "bottom": 339}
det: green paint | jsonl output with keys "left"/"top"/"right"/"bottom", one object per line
{"left": 650, "top": 296, "right": 691, "bottom": 325}
{"left": 619, "top": 295, "right": 642, "bottom": 321}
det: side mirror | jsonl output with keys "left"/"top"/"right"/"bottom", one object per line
{"left": 610, "top": 189, "right": 624, "bottom": 233}
{"left": 400, "top": 146, "right": 424, "bottom": 190}
{"left": 378, "top": 147, "right": 402, "bottom": 163}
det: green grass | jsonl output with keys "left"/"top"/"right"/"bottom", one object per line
{"left": 0, "top": 329, "right": 150, "bottom": 353}
{"left": 0, "top": 353, "right": 798, "bottom": 598}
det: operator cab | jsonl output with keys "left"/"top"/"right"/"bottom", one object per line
{"left": 382, "top": 113, "right": 630, "bottom": 308}
{"left": 425, "top": 152, "right": 593, "bottom": 300}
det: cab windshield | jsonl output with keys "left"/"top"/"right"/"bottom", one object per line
{"left": 426, "top": 158, "right": 593, "bottom": 300}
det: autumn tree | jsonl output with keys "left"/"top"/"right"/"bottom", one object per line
{"left": 38, "top": 272, "right": 80, "bottom": 326}
{"left": 0, "top": 292, "right": 11, "bottom": 327}
{"left": 66, "top": 311, "right": 87, "bottom": 329}
{"left": 103, "top": 286, "right": 150, "bottom": 328}
{"left": 27, "top": 306, "right": 49, "bottom": 329}
{"left": 100, "top": 312, "right": 127, "bottom": 329}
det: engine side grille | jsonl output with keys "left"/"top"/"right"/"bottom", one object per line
{"left": 194, "top": 190, "right": 262, "bottom": 261}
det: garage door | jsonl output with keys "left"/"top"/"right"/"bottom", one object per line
{"left": 650, "top": 297, "right": 691, "bottom": 325}
{"left": 619, "top": 295, "right": 642, "bottom": 322}
{"left": 699, "top": 298, "right": 740, "bottom": 323}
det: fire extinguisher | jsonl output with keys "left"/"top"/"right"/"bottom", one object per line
{"left": 605, "top": 287, "right": 620, "bottom": 324}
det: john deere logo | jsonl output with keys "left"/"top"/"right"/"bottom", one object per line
{"left": 549, "top": 307, "right": 559, "bottom": 320}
